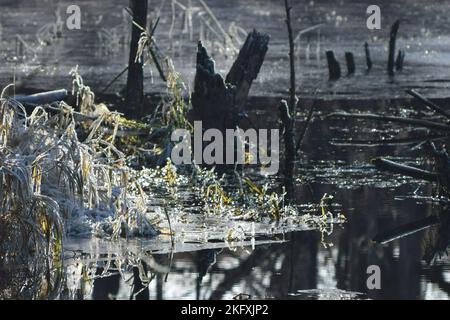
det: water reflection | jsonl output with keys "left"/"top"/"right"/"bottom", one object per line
{"left": 1, "top": 191, "right": 449, "bottom": 300}
{"left": 64, "top": 196, "right": 449, "bottom": 300}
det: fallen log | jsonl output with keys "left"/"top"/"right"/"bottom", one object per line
{"left": 406, "top": 89, "right": 450, "bottom": 120}
{"left": 14, "top": 89, "right": 67, "bottom": 105}
{"left": 371, "top": 158, "right": 437, "bottom": 182}
{"left": 327, "top": 112, "right": 450, "bottom": 131}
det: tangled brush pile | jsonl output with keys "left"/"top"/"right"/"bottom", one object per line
{"left": 0, "top": 84, "right": 157, "bottom": 266}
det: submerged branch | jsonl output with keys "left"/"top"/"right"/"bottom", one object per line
{"left": 407, "top": 89, "right": 450, "bottom": 120}
{"left": 373, "top": 215, "right": 440, "bottom": 244}
{"left": 327, "top": 112, "right": 450, "bottom": 131}
{"left": 372, "top": 158, "right": 437, "bottom": 182}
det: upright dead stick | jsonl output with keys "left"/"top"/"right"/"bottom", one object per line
{"left": 364, "top": 42, "right": 372, "bottom": 72}
{"left": 125, "top": 0, "right": 148, "bottom": 117}
{"left": 388, "top": 20, "right": 400, "bottom": 76}
{"left": 284, "top": 0, "right": 297, "bottom": 115}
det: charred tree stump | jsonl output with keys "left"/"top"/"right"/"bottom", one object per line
{"left": 326, "top": 51, "right": 341, "bottom": 80}
{"left": 191, "top": 41, "right": 236, "bottom": 133}
{"left": 388, "top": 20, "right": 400, "bottom": 76}
{"left": 226, "top": 30, "right": 270, "bottom": 111}
{"left": 192, "top": 30, "right": 269, "bottom": 133}
{"left": 364, "top": 42, "right": 372, "bottom": 72}
{"left": 345, "top": 52, "right": 355, "bottom": 76}
{"left": 396, "top": 49, "right": 405, "bottom": 71}
{"left": 125, "top": 0, "right": 148, "bottom": 118}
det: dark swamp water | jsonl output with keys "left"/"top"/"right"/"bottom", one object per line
{"left": 1, "top": 0, "right": 450, "bottom": 300}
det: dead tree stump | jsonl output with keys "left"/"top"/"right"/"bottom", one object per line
{"left": 345, "top": 52, "right": 355, "bottom": 76}
{"left": 192, "top": 30, "right": 270, "bottom": 133}
{"left": 326, "top": 50, "right": 341, "bottom": 80}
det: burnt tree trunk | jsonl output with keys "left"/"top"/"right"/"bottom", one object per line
{"left": 125, "top": 0, "right": 147, "bottom": 118}
{"left": 192, "top": 30, "right": 269, "bottom": 133}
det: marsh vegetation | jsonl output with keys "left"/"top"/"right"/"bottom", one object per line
{"left": 1, "top": 0, "right": 450, "bottom": 300}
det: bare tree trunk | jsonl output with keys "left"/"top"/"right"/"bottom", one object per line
{"left": 125, "top": 0, "right": 148, "bottom": 118}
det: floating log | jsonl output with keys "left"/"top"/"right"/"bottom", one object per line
{"left": 364, "top": 42, "right": 372, "bottom": 72}
{"left": 372, "top": 158, "right": 437, "bottom": 182}
{"left": 14, "top": 89, "right": 68, "bottom": 105}
{"left": 345, "top": 52, "right": 355, "bottom": 76}
{"left": 406, "top": 89, "right": 450, "bottom": 120}
{"left": 326, "top": 50, "right": 341, "bottom": 80}
{"left": 327, "top": 112, "right": 450, "bottom": 131}
{"left": 387, "top": 20, "right": 400, "bottom": 76}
